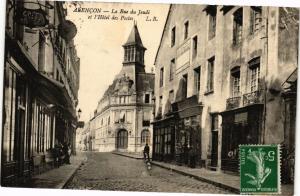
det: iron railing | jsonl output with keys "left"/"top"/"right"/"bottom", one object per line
{"left": 226, "top": 96, "right": 241, "bottom": 110}
{"left": 243, "top": 90, "right": 261, "bottom": 106}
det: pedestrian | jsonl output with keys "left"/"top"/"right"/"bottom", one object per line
{"left": 63, "top": 142, "right": 71, "bottom": 164}
{"left": 143, "top": 143, "right": 150, "bottom": 162}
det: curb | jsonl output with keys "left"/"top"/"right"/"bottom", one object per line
{"left": 112, "top": 152, "right": 239, "bottom": 194}
{"left": 112, "top": 152, "right": 144, "bottom": 160}
{"left": 59, "top": 158, "right": 86, "bottom": 189}
{"left": 151, "top": 162, "right": 240, "bottom": 194}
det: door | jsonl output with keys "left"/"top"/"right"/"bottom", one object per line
{"left": 211, "top": 114, "right": 219, "bottom": 167}
{"left": 211, "top": 131, "right": 218, "bottom": 167}
{"left": 117, "top": 129, "right": 128, "bottom": 149}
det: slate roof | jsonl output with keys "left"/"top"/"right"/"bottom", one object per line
{"left": 123, "top": 23, "right": 145, "bottom": 48}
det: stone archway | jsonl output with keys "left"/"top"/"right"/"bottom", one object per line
{"left": 117, "top": 129, "right": 128, "bottom": 149}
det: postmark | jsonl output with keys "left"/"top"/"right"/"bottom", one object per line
{"left": 240, "top": 145, "right": 280, "bottom": 194}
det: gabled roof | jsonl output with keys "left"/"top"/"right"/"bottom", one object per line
{"left": 123, "top": 22, "right": 145, "bottom": 48}
{"left": 154, "top": 5, "right": 172, "bottom": 65}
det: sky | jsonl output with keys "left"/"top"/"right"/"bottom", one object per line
{"left": 66, "top": 2, "right": 169, "bottom": 122}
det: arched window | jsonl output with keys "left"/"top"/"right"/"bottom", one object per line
{"left": 117, "top": 129, "right": 128, "bottom": 149}
{"left": 141, "top": 129, "right": 150, "bottom": 144}
{"left": 108, "top": 116, "right": 110, "bottom": 125}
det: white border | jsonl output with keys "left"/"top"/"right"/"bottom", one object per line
{"left": 0, "top": 1, "right": 299, "bottom": 196}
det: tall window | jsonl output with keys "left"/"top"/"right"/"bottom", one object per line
{"left": 231, "top": 67, "right": 240, "bottom": 97}
{"left": 159, "top": 96, "right": 163, "bottom": 108}
{"left": 249, "top": 58, "right": 260, "bottom": 92}
{"left": 194, "top": 66, "right": 201, "bottom": 94}
{"left": 183, "top": 74, "right": 188, "bottom": 98}
{"left": 208, "top": 6, "right": 217, "bottom": 39}
{"left": 126, "top": 111, "right": 131, "bottom": 123}
{"left": 144, "top": 93, "right": 150, "bottom": 103}
{"left": 233, "top": 8, "right": 243, "bottom": 45}
{"left": 170, "top": 59, "right": 175, "bottom": 81}
{"left": 171, "top": 26, "right": 176, "bottom": 47}
{"left": 143, "top": 111, "right": 151, "bottom": 126}
{"left": 141, "top": 130, "right": 150, "bottom": 144}
{"left": 184, "top": 21, "right": 189, "bottom": 40}
{"left": 207, "top": 57, "right": 215, "bottom": 92}
{"left": 114, "top": 110, "right": 120, "bottom": 123}
{"left": 250, "top": 6, "right": 262, "bottom": 34}
{"left": 169, "top": 90, "right": 174, "bottom": 103}
{"left": 160, "top": 67, "right": 164, "bottom": 87}
{"left": 38, "top": 31, "right": 46, "bottom": 70}
{"left": 192, "top": 36, "right": 198, "bottom": 59}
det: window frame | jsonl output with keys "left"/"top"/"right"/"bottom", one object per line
{"left": 249, "top": 6, "right": 262, "bottom": 35}
{"left": 184, "top": 20, "right": 189, "bottom": 40}
{"left": 171, "top": 26, "right": 176, "bottom": 47}
{"left": 192, "top": 36, "right": 198, "bottom": 59}
{"left": 206, "top": 56, "right": 215, "bottom": 93}
{"left": 233, "top": 8, "right": 243, "bottom": 46}
{"left": 160, "top": 67, "right": 164, "bottom": 87}
{"left": 230, "top": 67, "right": 241, "bottom": 97}
{"left": 194, "top": 66, "right": 201, "bottom": 94}
{"left": 208, "top": 6, "right": 217, "bottom": 40}
{"left": 169, "top": 59, "right": 175, "bottom": 81}
{"left": 248, "top": 57, "right": 261, "bottom": 92}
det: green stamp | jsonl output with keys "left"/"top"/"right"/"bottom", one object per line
{"left": 240, "top": 145, "right": 280, "bottom": 194}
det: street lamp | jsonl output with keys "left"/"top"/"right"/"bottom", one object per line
{"left": 77, "top": 108, "right": 82, "bottom": 119}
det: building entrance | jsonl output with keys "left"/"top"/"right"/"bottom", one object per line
{"left": 117, "top": 129, "right": 128, "bottom": 149}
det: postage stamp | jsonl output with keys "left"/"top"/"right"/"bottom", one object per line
{"left": 240, "top": 145, "right": 281, "bottom": 194}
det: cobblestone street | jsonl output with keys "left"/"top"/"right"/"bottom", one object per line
{"left": 65, "top": 152, "right": 232, "bottom": 194}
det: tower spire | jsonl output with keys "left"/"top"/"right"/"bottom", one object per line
{"left": 122, "top": 22, "right": 146, "bottom": 72}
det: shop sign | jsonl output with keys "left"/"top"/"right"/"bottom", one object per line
{"left": 16, "top": 8, "right": 49, "bottom": 28}
{"left": 234, "top": 112, "right": 248, "bottom": 123}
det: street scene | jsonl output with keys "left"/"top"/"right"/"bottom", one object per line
{"left": 66, "top": 152, "right": 230, "bottom": 194}
{"left": 1, "top": 0, "right": 299, "bottom": 195}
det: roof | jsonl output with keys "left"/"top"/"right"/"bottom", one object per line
{"left": 154, "top": 4, "right": 172, "bottom": 65}
{"left": 123, "top": 22, "right": 145, "bottom": 48}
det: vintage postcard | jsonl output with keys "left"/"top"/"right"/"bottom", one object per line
{"left": 0, "top": 0, "right": 298, "bottom": 195}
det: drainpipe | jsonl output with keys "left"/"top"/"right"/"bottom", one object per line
{"left": 262, "top": 7, "right": 269, "bottom": 144}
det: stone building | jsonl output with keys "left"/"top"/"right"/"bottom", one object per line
{"left": 89, "top": 23, "right": 154, "bottom": 153}
{"left": 2, "top": 1, "right": 80, "bottom": 185}
{"left": 152, "top": 4, "right": 298, "bottom": 173}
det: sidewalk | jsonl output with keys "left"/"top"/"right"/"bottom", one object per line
{"left": 21, "top": 152, "right": 87, "bottom": 189}
{"left": 113, "top": 152, "right": 294, "bottom": 195}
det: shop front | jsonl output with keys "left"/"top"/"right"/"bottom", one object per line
{"left": 220, "top": 104, "right": 263, "bottom": 172}
{"left": 152, "top": 95, "right": 203, "bottom": 168}
{"left": 152, "top": 115, "right": 176, "bottom": 162}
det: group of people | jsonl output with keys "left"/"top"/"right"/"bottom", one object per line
{"left": 52, "top": 142, "right": 72, "bottom": 167}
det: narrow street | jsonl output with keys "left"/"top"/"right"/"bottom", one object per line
{"left": 65, "top": 152, "right": 232, "bottom": 194}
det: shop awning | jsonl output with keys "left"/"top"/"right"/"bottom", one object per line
{"left": 282, "top": 68, "right": 297, "bottom": 98}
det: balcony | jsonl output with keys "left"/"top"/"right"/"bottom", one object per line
{"left": 243, "top": 90, "right": 261, "bottom": 106}
{"left": 226, "top": 96, "right": 241, "bottom": 110}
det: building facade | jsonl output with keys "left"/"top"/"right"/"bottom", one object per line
{"left": 2, "top": 1, "right": 80, "bottom": 185}
{"left": 89, "top": 23, "right": 154, "bottom": 153}
{"left": 153, "top": 4, "right": 298, "bottom": 173}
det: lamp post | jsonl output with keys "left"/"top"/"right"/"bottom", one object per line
{"left": 77, "top": 108, "right": 82, "bottom": 119}
{"left": 73, "top": 108, "right": 82, "bottom": 156}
